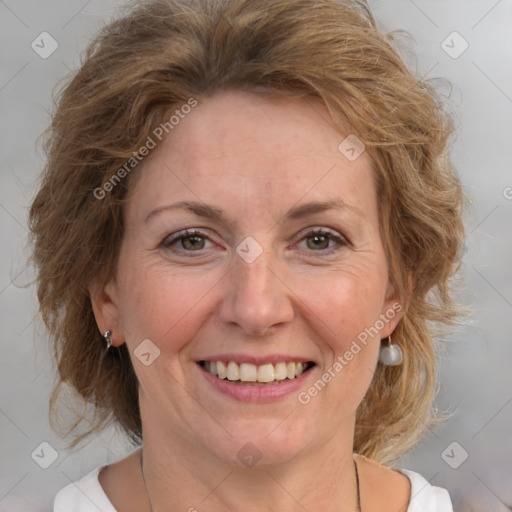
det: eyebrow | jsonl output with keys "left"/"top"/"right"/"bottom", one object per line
{"left": 144, "top": 198, "right": 363, "bottom": 225}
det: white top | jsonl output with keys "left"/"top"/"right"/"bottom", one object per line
{"left": 53, "top": 465, "right": 453, "bottom": 511}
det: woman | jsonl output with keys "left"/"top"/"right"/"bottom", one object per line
{"left": 29, "top": 0, "right": 465, "bottom": 510}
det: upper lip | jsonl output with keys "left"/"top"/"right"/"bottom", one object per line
{"left": 196, "top": 353, "right": 315, "bottom": 366}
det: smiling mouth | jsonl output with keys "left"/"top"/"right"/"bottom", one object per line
{"left": 198, "top": 360, "right": 316, "bottom": 385}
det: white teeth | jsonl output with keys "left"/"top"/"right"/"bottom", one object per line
{"left": 257, "top": 364, "right": 275, "bottom": 382}
{"left": 203, "top": 360, "right": 312, "bottom": 383}
{"left": 274, "top": 362, "right": 287, "bottom": 381}
{"left": 240, "top": 363, "right": 258, "bottom": 382}
{"left": 226, "top": 361, "right": 240, "bottom": 381}
{"left": 217, "top": 361, "right": 227, "bottom": 379}
{"left": 286, "top": 362, "right": 296, "bottom": 379}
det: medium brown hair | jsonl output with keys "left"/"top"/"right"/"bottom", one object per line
{"left": 28, "top": 0, "right": 465, "bottom": 464}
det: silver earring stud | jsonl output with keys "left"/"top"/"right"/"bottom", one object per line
{"left": 378, "top": 335, "right": 403, "bottom": 366}
{"left": 104, "top": 330, "right": 113, "bottom": 350}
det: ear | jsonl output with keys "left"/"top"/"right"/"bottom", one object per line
{"left": 379, "top": 275, "right": 410, "bottom": 338}
{"left": 89, "top": 279, "right": 124, "bottom": 347}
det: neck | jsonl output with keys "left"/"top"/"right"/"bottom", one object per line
{"left": 139, "top": 419, "right": 360, "bottom": 512}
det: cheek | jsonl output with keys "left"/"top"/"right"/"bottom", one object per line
{"left": 115, "top": 234, "right": 389, "bottom": 362}
{"left": 294, "top": 262, "right": 388, "bottom": 406}
{"left": 115, "top": 253, "right": 221, "bottom": 355}
{"left": 301, "top": 265, "right": 387, "bottom": 347}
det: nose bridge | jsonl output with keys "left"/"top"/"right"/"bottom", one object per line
{"left": 219, "top": 245, "right": 293, "bottom": 335}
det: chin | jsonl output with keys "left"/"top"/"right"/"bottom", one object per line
{"left": 209, "top": 418, "right": 315, "bottom": 468}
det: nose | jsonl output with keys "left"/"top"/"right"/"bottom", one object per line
{"left": 217, "top": 247, "right": 294, "bottom": 337}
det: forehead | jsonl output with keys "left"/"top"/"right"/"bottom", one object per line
{"left": 125, "top": 90, "right": 377, "bottom": 224}
{"left": 163, "top": 90, "right": 364, "bottom": 171}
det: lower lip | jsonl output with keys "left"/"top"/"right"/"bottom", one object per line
{"left": 197, "top": 363, "right": 314, "bottom": 403}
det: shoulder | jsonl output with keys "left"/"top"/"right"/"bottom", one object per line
{"left": 53, "top": 449, "right": 146, "bottom": 512}
{"left": 355, "top": 454, "right": 453, "bottom": 512}
{"left": 398, "top": 469, "right": 454, "bottom": 512}
{"left": 53, "top": 465, "right": 116, "bottom": 512}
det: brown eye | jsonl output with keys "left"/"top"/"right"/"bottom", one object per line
{"left": 296, "top": 228, "right": 347, "bottom": 255}
{"left": 306, "top": 234, "right": 330, "bottom": 250}
{"left": 162, "top": 230, "right": 213, "bottom": 253}
{"left": 180, "top": 234, "right": 206, "bottom": 250}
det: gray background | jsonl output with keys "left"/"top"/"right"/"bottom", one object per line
{"left": 1, "top": 1, "right": 511, "bottom": 510}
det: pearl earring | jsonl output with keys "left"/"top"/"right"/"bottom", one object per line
{"left": 378, "top": 335, "right": 403, "bottom": 366}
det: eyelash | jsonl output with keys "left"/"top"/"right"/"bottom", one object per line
{"left": 161, "top": 228, "right": 348, "bottom": 257}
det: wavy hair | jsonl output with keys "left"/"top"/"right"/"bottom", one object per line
{"left": 28, "top": 0, "right": 465, "bottom": 464}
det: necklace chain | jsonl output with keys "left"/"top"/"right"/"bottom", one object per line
{"left": 354, "top": 457, "right": 362, "bottom": 511}
{"left": 140, "top": 451, "right": 361, "bottom": 512}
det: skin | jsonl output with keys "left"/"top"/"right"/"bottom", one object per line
{"left": 91, "top": 89, "right": 410, "bottom": 511}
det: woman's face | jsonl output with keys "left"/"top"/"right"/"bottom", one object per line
{"left": 96, "top": 90, "right": 402, "bottom": 466}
